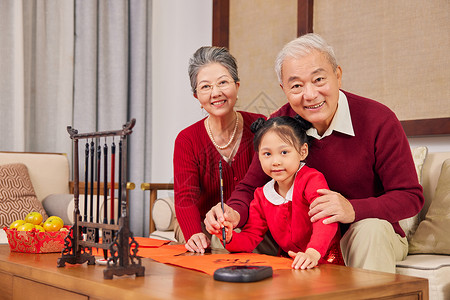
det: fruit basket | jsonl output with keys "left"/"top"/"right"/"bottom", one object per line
{"left": 3, "top": 226, "right": 70, "bottom": 253}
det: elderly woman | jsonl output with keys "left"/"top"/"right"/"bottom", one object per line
{"left": 173, "top": 46, "right": 264, "bottom": 253}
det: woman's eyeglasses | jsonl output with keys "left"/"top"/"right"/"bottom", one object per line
{"left": 196, "top": 79, "right": 235, "bottom": 95}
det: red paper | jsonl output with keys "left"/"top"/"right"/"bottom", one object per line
{"left": 90, "top": 237, "right": 293, "bottom": 275}
{"left": 132, "top": 237, "right": 170, "bottom": 248}
{"left": 148, "top": 247, "right": 292, "bottom": 275}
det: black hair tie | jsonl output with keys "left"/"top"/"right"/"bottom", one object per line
{"left": 294, "top": 115, "right": 312, "bottom": 131}
{"left": 250, "top": 117, "right": 266, "bottom": 133}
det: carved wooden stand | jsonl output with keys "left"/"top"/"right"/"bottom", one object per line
{"left": 57, "top": 119, "right": 145, "bottom": 279}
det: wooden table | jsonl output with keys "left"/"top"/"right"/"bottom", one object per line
{"left": 0, "top": 245, "right": 428, "bottom": 300}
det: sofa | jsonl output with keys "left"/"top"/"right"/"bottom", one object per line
{"left": 0, "top": 151, "right": 126, "bottom": 242}
{"left": 147, "top": 148, "right": 450, "bottom": 300}
{"left": 395, "top": 149, "right": 450, "bottom": 300}
{"left": 0, "top": 152, "right": 70, "bottom": 242}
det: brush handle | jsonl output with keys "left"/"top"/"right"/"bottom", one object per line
{"left": 219, "top": 161, "right": 226, "bottom": 247}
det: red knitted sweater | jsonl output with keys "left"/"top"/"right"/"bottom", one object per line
{"left": 173, "top": 111, "right": 264, "bottom": 240}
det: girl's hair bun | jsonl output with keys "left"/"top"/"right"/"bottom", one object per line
{"left": 293, "top": 115, "right": 312, "bottom": 131}
{"left": 250, "top": 117, "right": 266, "bottom": 133}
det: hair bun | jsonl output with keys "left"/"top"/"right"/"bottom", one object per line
{"left": 250, "top": 117, "right": 266, "bottom": 133}
{"left": 293, "top": 115, "right": 312, "bottom": 131}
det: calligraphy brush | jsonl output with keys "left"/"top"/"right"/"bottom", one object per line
{"left": 96, "top": 145, "right": 101, "bottom": 243}
{"left": 110, "top": 141, "right": 115, "bottom": 225}
{"left": 103, "top": 141, "right": 108, "bottom": 260}
{"left": 219, "top": 160, "right": 226, "bottom": 247}
{"left": 83, "top": 142, "right": 89, "bottom": 234}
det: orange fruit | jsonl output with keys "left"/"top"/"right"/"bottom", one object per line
{"left": 9, "top": 220, "right": 26, "bottom": 229}
{"left": 17, "top": 223, "right": 35, "bottom": 231}
{"left": 25, "top": 212, "right": 44, "bottom": 225}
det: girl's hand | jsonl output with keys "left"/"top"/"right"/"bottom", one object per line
{"left": 204, "top": 203, "right": 240, "bottom": 235}
{"left": 185, "top": 232, "right": 210, "bottom": 253}
{"left": 215, "top": 220, "right": 234, "bottom": 243}
{"left": 288, "top": 248, "right": 321, "bottom": 270}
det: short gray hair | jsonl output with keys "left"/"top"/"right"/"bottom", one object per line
{"left": 188, "top": 46, "right": 239, "bottom": 93}
{"left": 275, "top": 33, "right": 338, "bottom": 84}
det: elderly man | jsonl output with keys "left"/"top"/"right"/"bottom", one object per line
{"left": 205, "top": 33, "right": 424, "bottom": 273}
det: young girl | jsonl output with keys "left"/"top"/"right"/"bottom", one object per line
{"left": 219, "top": 116, "right": 344, "bottom": 269}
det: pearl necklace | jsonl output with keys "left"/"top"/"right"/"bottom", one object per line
{"left": 206, "top": 111, "right": 239, "bottom": 150}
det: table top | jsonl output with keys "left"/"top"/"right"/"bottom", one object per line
{"left": 0, "top": 245, "right": 428, "bottom": 300}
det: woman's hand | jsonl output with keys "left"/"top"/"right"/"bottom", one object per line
{"left": 288, "top": 248, "right": 321, "bottom": 270}
{"left": 204, "top": 203, "right": 240, "bottom": 235}
{"left": 185, "top": 232, "right": 210, "bottom": 253}
{"left": 309, "top": 189, "right": 355, "bottom": 224}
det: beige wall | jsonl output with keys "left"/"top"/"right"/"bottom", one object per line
{"left": 229, "top": 1, "right": 449, "bottom": 121}
{"left": 229, "top": 0, "right": 297, "bottom": 117}
{"left": 314, "top": 0, "right": 449, "bottom": 121}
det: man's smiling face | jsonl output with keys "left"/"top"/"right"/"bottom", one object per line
{"left": 280, "top": 50, "right": 342, "bottom": 136}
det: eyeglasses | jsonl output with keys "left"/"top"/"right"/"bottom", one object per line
{"left": 196, "top": 78, "right": 235, "bottom": 95}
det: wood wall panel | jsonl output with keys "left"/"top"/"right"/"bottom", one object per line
{"left": 228, "top": 0, "right": 297, "bottom": 116}
{"left": 213, "top": 0, "right": 450, "bottom": 136}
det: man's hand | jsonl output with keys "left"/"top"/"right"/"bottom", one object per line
{"left": 185, "top": 232, "right": 210, "bottom": 253}
{"left": 288, "top": 248, "right": 321, "bottom": 269}
{"left": 309, "top": 189, "right": 355, "bottom": 224}
{"left": 204, "top": 203, "right": 240, "bottom": 235}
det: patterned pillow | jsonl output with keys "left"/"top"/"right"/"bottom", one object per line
{"left": 0, "top": 163, "right": 48, "bottom": 228}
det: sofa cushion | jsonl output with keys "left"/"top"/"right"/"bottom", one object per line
{"left": 0, "top": 152, "right": 70, "bottom": 202}
{"left": 409, "top": 158, "right": 450, "bottom": 254}
{"left": 396, "top": 254, "right": 450, "bottom": 300}
{"left": 396, "top": 254, "right": 450, "bottom": 270}
{"left": 42, "top": 193, "right": 118, "bottom": 225}
{"left": 420, "top": 152, "right": 450, "bottom": 220}
{"left": 399, "top": 146, "right": 428, "bottom": 239}
{"left": 0, "top": 163, "right": 48, "bottom": 227}
{"left": 152, "top": 197, "right": 175, "bottom": 231}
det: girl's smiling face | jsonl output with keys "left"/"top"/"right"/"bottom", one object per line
{"left": 258, "top": 130, "right": 308, "bottom": 193}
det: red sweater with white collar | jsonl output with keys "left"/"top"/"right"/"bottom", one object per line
{"left": 226, "top": 165, "right": 344, "bottom": 265}
{"left": 227, "top": 91, "right": 424, "bottom": 237}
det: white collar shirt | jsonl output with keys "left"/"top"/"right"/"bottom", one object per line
{"left": 263, "top": 163, "right": 305, "bottom": 206}
{"left": 306, "top": 90, "right": 355, "bottom": 140}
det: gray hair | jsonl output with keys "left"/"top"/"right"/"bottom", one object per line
{"left": 188, "top": 46, "right": 239, "bottom": 93}
{"left": 275, "top": 33, "right": 338, "bottom": 84}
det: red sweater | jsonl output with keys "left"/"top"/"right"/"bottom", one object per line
{"left": 174, "top": 111, "right": 264, "bottom": 240}
{"left": 226, "top": 166, "right": 343, "bottom": 265}
{"left": 228, "top": 91, "right": 424, "bottom": 237}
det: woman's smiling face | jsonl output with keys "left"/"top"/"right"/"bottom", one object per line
{"left": 194, "top": 63, "right": 239, "bottom": 118}
{"left": 280, "top": 50, "right": 342, "bottom": 136}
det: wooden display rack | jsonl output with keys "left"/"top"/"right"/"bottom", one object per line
{"left": 57, "top": 119, "right": 145, "bottom": 279}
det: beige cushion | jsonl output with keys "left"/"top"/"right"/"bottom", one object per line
{"left": 399, "top": 146, "right": 428, "bottom": 239}
{"left": 0, "top": 152, "right": 70, "bottom": 202}
{"left": 43, "top": 193, "right": 119, "bottom": 225}
{"left": 0, "top": 163, "right": 48, "bottom": 227}
{"left": 420, "top": 152, "right": 450, "bottom": 221}
{"left": 409, "top": 159, "right": 450, "bottom": 254}
{"left": 152, "top": 197, "right": 175, "bottom": 231}
{"left": 396, "top": 254, "right": 450, "bottom": 300}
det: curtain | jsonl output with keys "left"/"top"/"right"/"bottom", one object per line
{"left": 0, "top": 0, "right": 74, "bottom": 154}
{"left": 74, "top": 0, "right": 152, "bottom": 236}
{"left": 0, "top": 0, "right": 152, "bottom": 237}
